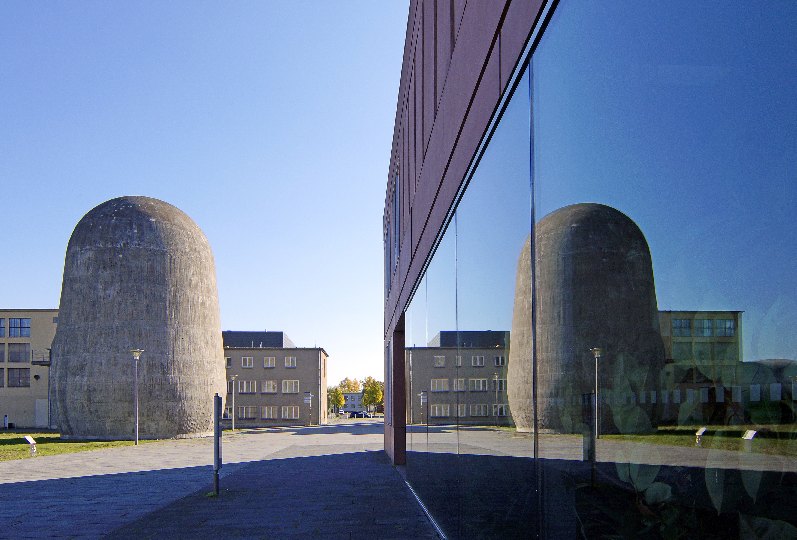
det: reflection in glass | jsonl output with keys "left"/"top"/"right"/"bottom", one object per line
{"left": 533, "top": 1, "right": 797, "bottom": 536}
{"left": 400, "top": 1, "right": 796, "bottom": 536}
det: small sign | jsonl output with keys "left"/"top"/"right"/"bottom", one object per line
{"left": 742, "top": 430, "right": 757, "bottom": 440}
{"left": 419, "top": 393, "right": 427, "bottom": 404}
{"left": 303, "top": 397, "right": 312, "bottom": 404}
{"left": 24, "top": 435, "right": 37, "bottom": 456}
{"left": 696, "top": 427, "right": 707, "bottom": 437}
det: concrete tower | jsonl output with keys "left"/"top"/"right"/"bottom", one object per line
{"left": 508, "top": 203, "right": 665, "bottom": 434}
{"left": 51, "top": 196, "right": 226, "bottom": 440}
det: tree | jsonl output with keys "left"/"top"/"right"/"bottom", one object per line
{"left": 338, "top": 377, "right": 361, "bottom": 393}
{"left": 327, "top": 386, "right": 344, "bottom": 413}
{"left": 361, "top": 376, "right": 384, "bottom": 413}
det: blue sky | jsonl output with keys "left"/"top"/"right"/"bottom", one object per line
{"left": 0, "top": 2, "right": 409, "bottom": 384}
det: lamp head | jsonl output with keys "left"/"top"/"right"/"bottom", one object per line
{"left": 130, "top": 349, "right": 144, "bottom": 360}
{"left": 590, "top": 347, "right": 603, "bottom": 359}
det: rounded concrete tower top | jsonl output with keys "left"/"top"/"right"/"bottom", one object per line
{"left": 68, "top": 195, "right": 209, "bottom": 254}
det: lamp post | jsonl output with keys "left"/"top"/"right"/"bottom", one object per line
{"left": 231, "top": 374, "right": 238, "bottom": 431}
{"left": 590, "top": 348, "right": 602, "bottom": 439}
{"left": 130, "top": 349, "right": 144, "bottom": 445}
{"left": 493, "top": 372, "right": 499, "bottom": 426}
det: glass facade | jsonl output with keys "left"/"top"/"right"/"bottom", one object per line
{"left": 399, "top": 2, "right": 796, "bottom": 537}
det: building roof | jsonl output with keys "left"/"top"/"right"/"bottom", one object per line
{"left": 428, "top": 330, "right": 509, "bottom": 348}
{"left": 222, "top": 331, "right": 295, "bottom": 348}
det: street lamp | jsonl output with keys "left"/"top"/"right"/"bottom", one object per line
{"left": 130, "top": 349, "right": 144, "bottom": 445}
{"left": 231, "top": 374, "right": 238, "bottom": 431}
{"left": 590, "top": 347, "right": 602, "bottom": 439}
{"left": 493, "top": 372, "right": 499, "bottom": 426}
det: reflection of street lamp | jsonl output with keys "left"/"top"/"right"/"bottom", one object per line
{"left": 231, "top": 374, "right": 238, "bottom": 430}
{"left": 493, "top": 372, "right": 499, "bottom": 426}
{"left": 130, "top": 349, "right": 144, "bottom": 445}
{"left": 590, "top": 348, "right": 602, "bottom": 439}
{"left": 418, "top": 390, "right": 428, "bottom": 447}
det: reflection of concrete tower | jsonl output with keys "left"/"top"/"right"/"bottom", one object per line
{"left": 508, "top": 203, "right": 665, "bottom": 434}
{"left": 51, "top": 196, "right": 226, "bottom": 440}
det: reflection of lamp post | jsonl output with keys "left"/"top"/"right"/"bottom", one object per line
{"left": 231, "top": 374, "right": 238, "bottom": 431}
{"left": 493, "top": 372, "right": 499, "bottom": 426}
{"left": 590, "top": 348, "right": 602, "bottom": 439}
{"left": 130, "top": 349, "right": 144, "bottom": 445}
{"left": 418, "top": 391, "right": 428, "bottom": 447}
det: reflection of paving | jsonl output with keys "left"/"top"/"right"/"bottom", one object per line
{"left": 406, "top": 424, "right": 797, "bottom": 473}
{"left": 0, "top": 423, "right": 435, "bottom": 538}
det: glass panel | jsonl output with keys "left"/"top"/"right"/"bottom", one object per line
{"left": 405, "top": 223, "right": 458, "bottom": 532}
{"left": 454, "top": 67, "right": 534, "bottom": 538}
{"left": 533, "top": 1, "right": 797, "bottom": 536}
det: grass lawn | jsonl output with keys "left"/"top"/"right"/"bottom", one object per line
{"left": 603, "top": 424, "right": 797, "bottom": 457}
{"left": 0, "top": 430, "right": 150, "bottom": 462}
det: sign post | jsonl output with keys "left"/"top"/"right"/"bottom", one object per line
{"left": 304, "top": 392, "right": 314, "bottom": 426}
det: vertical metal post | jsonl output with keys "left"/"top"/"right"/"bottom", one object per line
{"left": 213, "top": 393, "right": 222, "bottom": 496}
{"left": 231, "top": 374, "right": 237, "bottom": 431}
{"left": 134, "top": 356, "right": 139, "bottom": 445}
{"left": 130, "top": 349, "right": 144, "bottom": 445}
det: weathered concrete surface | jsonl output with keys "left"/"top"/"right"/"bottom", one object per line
{"left": 509, "top": 203, "right": 665, "bottom": 434}
{"left": 51, "top": 196, "right": 226, "bottom": 440}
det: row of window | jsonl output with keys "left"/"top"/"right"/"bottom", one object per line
{"left": 0, "top": 318, "right": 31, "bottom": 338}
{"left": 429, "top": 378, "right": 506, "bottom": 392}
{"left": 672, "top": 319, "right": 735, "bottom": 337}
{"left": 0, "top": 368, "right": 30, "bottom": 387}
{"left": 224, "top": 405, "right": 302, "bottom": 420}
{"left": 0, "top": 343, "right": 31, "bottom": 363}
{"left": 428, "top": 404, "right": 509, "bottom": 418}
{"left": 228, "top": 379, "right": 300, "bottom": 394}
{"left": 227, "top": 356, "right": 297, "bottom": 369}
{"left": 433, "top": 355, "right": 505, "bottom": 368}
{"left": 608, "top": 384, "right": 797, "bottom": 405}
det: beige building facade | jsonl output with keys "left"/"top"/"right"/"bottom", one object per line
{"left": 0, "top": 309, "right": 58, "bottom": 428}
{"left": 223, "top": 331, "right": 328, "bottom": 427}
{"left": 406, "top": 331, "right": 510, "bottom": 426}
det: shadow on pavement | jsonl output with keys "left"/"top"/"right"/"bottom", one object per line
{"left": 110, "top": 450, "right": 436, "bottom": 539}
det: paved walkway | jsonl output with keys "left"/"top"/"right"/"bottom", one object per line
{"left": 0, "top": 420, "right": 437, "bottom": 539}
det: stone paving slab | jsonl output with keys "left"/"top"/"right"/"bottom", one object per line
{"left": 110, "top": 446, "right": 437, "bottom": 539}
{"left": 0, "top": 421, "right": 437, "bottom": 539}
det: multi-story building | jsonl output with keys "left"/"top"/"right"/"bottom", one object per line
{"left": 382, "top": 1, "right": 795, "bottom": 536}
{"left": 342, "top": 391, "right": 365, "bottom": 415}
{"left": 0, "top": 309, "right": 58, "bottom": 428}
{"left": 222, "top": 331, "right": 328, "bottom": 427}
{"left": 659, "top": 310, "right": 743, "bottom": 387}
{"left": 406, "top": 331, "right": 510, "bottom": 425}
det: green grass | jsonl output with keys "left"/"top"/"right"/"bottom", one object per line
{"left": 603, "top": 424, "right": 797, "bottom": 457}
{"left": 0, "top": 430, "right": 153, "bottom": 461}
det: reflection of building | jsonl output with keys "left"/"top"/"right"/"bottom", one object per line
{"left": 222, "top": 331, "right": 328, "bottom": 426}
{"left": 0, "top": 309, "right": 58, "bottom": 428}
{"left": 659, "top": 310, "right": 743, "bottom": 386}
{"left": 510, "top": 205, "right": 665, "bottom": 434}
{"left": 407, "top": 331, "right": 510, "bottom": 425}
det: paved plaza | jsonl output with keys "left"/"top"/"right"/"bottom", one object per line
{"left": 2, "top": 420, "right": 795, "bottom": 538}
{"left": 0, "top": 419, "right": 437, "bottom": 539}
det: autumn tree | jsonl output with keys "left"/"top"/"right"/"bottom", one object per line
{"left": 338, "top": 377, "right": 361, "bottom": 393}
{"left": 361, "top": 376, "right": 384, "bottom": 413}
{"left": 327, "top": 386, "right": 344, "bottom": 413}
